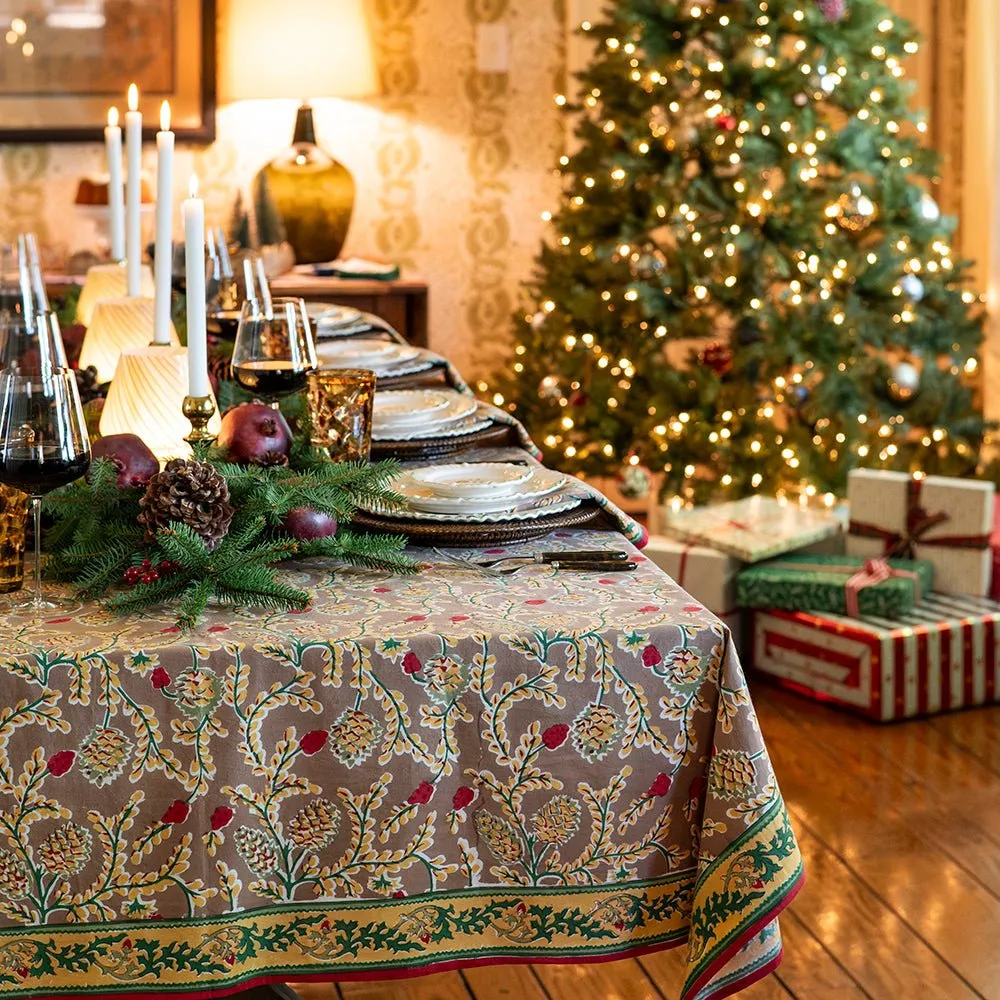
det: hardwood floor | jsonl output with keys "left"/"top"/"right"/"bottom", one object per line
{"left": 289, "top": 682, "right": 1000, "bottom": 999}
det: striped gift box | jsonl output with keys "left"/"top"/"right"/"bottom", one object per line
{"left": 751, "top": 594, "right": 1000, "bottom": 721}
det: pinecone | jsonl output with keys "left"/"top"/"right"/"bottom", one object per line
{"left": 139, "top": 459, "right": 234, "bottom": 552}
{"left": 474, "top": 811, "right": 523, "bottom": 863}
{"left": 234, "top": 826, "right": 279, "bottom": 875}
{"left": 531, "top": 795, "right": 582, "bottom": 846}
{"left": 78, "top": 725, "right": 132, "bottom": 787}
{"left": 207, "top": 352, "right": 232, "bottom": 387}
{"left": 0, "top": 850, "right": 28, "bottom": 900}
{"left": 37, "top": 823, "right": 93, "bottom": 876}
{"left": 287, "top": 798, "right": 340, "bottom": 850}
{"left": 252, "top": 450, "right": 289, "bottom": 468}
{"left": 709, "top": 750, "right": 757, "bottom": 801}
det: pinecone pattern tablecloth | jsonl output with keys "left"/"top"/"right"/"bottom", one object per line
{"left": 0, "top": 531, "right": 801, "bottom": 1000}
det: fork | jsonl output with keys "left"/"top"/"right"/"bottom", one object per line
{"left": 433, "top": 548, "right": 637, "bottom": 577}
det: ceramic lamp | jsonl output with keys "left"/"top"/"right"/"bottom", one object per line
{"left": 76, "top": 262, "right": 154, "bottom": 327}
{"left": 99, "top": 346, "right": 221, "bottom": 461}
{"left": 78, "top": 296, "right": 177, "bottom": 384}
{"left": 219, "top": 0, "right": 378, "bottom": 264}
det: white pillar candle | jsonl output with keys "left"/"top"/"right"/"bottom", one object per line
{"left": 125, "top": 83, "right": 143, "bottom": 297}
{"left": 183, "top": 175, "right": 209, "bottom": 398}
{"left": 105, "top": 107, "right": 125, "bottom": 262}
{"left": 153, "top": 100, "right": 175, "bottom": 346}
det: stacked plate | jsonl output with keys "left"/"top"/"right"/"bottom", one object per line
{"left": 317, "top": 338, "right": 425, "bottom": 377}
{"left": 308, "top": 303, "right": 368, "bottom": 338}
{"left": 369, "top": 463, "right": 577, "bottom": 522}
{"left": 373, "top": 389, "right": 489, "bottom": 441}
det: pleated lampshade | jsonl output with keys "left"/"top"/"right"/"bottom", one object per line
{"left": 78, "top": 297, "right": 177, "bottom": 384}
{"left": 99, "top": 347, "right": 222, "bottom": 461}
{"left": 76, "top": 262, "right": 154, "bottom": 327}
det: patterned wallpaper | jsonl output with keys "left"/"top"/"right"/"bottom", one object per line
{"left": 0, "top": 0, "right": 567, "bottom": 378}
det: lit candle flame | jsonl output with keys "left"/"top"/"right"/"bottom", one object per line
{"left": 127, "top": 83, "right": 138, "bottom": 112}
{"left": 189, "top": 174, "right": 199, "bottom": 199}
{"left": 107, "top": 106, "right": 119, "bottom": 128}
{"left": 160, "top": 100, "right": 170, "bottom": 132}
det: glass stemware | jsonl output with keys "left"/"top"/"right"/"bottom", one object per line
{"left": 231, "top": 296, "right": 316, "bottom": 406}
{"left": 0, "top": 369, "right": 91, "bottom": 611}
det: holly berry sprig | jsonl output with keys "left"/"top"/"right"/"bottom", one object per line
{"left": 121, "top": 559, "right": 181, "bottom": 588}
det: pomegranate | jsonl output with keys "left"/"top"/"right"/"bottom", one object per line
{"left": 217, "top": 402, "right": 293, "bottom": 466}
{"left": 283, "top": 507, "right": 337, "bottom": 541}
{"left": 91, "top": 433, "right": 159, "bottom": 487}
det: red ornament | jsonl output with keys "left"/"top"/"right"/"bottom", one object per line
{"left": 407, "top": 781, "right": 435, "bottom": 805}
{"left": 161, "top": 799, "right": 191, "bottom": 825}
{"left": 402, "top": 652, "right": 422, "bottom": 675}
{"left": 210, "top": 806, "right": 234, "bottom": 831}
{"left": 569, "top": 390, "right": 589, "bottom": 408}
{"left": 814, "top": 0, "right": 847, "bottom": 21}
{"left": 151, "top": 667, "right": 171, "bottom": 690}
{"left": 542, "top": 724, "right": 569, "bottom": 750}
{"left": 715, "top": 114, "right": 737, "bottom": 132}
{"left": 698, "top": 341, "right": 733, "bottom": 377}
{"left": 300, "top": 729, "right": 328, "bottom": 755}
{"left": 642, "top": 645, "right": 662, "bottom": 667}
{"left": 647, "top": 773, "right": 672, "bottom": 798}
{"left": 47, "top": 750, "right": 76, "bottom": 776}
{"left": 452, "top": 786, "right": 476, "bottom": 810}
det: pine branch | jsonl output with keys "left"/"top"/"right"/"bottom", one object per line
{"left": 177, "top": 579, "right": 214, "bottom": 629}
{"left": 102, "top": 575, "right": 192, "bottom": 615}
{"left": 300, "top": 529, "right": 414, "bottom": 572}
{"left": 155, "top": 523, "right": 211, "bottom": 571}
{"left": 69, "top": 541, "right": 139, "bottom": 598}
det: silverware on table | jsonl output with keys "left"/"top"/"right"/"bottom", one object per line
{"left": 433, "top": 548, "right": 637, "bottom": 577}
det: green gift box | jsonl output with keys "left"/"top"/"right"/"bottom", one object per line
{"left": 736, "top": 553, "right": 934, "bottom": 618}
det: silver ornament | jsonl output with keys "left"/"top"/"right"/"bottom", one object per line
{"left": 899, "top": 274, "right": 925, "bottom": 301}
{"left": 918, "top": 193, "right": 940, "bottom": 222}
{"left": 888, "top": 361, "right": 920, "bottom": 402}
{"left": 537, "top": 374, "right": 565, "bottom": 401}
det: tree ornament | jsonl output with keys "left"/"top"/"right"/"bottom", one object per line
{"left": 698, "top": 341, "right": 733, "bottom": 376}
{"left": 834, "top": 184, "right": 876, "bottom": 232}
{"left": 138, "top": 459, "right": 235, "bottom": 552}
{"left": 794, "top": 93, "right": 809, "bottom": 107}
{"left": 617, "top": 463, "right": 652, "bottom": 501}
{"left": 537, "top": 374, "right": 565, "bottom": 401}
{"left": 918, "top": 193, "right": 941, "bottom": 222}
{"left": 900, "top": 274, "right": 925, "bottom": 301}
{"left": 530, "top": 311, "right": 547, "bottom": 329}
{"left": 887, "top": 361, "right": 920, "bottom": 402}
{"left": 569, "top": 389, "right": 589, "bottom": 408}
{"left": 820, "top": 72, "right": 840, "bottom": 94}
{"left": 715, "top": 114, "right": 737, "bottom": 132}
{"left": 629, "top": 245, "right": 667, "bottom": 281}
{"left": 814, "top": 0, "right": 847, "bottom": 22}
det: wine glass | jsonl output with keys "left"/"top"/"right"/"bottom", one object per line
{"left": 231, "top": 297, "right": 316, "bottom": 407}
{"left": 0, "top": 369, "right": 91, "bottom": 611}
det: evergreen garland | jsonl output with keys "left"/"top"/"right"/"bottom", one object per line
{"left": 43, "top": 450, "right": 413, "bottom": 629}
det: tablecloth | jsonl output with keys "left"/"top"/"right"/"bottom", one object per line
{"left": 0, "top": 530, "right": 801, "bottom": 1000}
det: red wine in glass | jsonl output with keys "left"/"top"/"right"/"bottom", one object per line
{"left": 0, "top": 449, "right": 91, "bottom": 495}
{"left": 232, "top": 359, "right": 309, "bottom": 397}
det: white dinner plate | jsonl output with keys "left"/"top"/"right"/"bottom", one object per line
{"left": 363, "top": 486, "right": 582, "bottom": 523}
{"left": 391, "top": 467, "right": 569, "bottom": 516}
{"left": 310, "top": 304, "right": 364, "bottom": 327}
{"left": 317, "top": 339, "right": 421, "bottom": 370}
{"left": 409, "top": 462, "right": 534, "bottom": 499}
{"left": 373, "top": 391, "right": 479, "bottom": 435}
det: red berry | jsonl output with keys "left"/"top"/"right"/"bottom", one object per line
{"left": 452, "top": 786, "right": 475, "bottom": 810}
{"left": 124, "top": 567, "right": 141, "bottom": 584}
{"left": 300, "top": 729, "right": 328, "bottom": 755}
{"left": 158, "top": 560, "right": 174, "bottom": 575}
{"left": 647, "top": 773, "right": 672, "bottom": 797}
{"left": 407, "top": 781, "right": 434, "bottom": 805}
{"left": 47, "top": 750, "right": 76, "bottom": 776}
{"left": 542, "top": 724, "right": 569, "bottom": 750}
{"left": 141, "top": 559, "right": 151, "bottom": 570}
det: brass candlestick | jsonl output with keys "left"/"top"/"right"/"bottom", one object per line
{"left": 183, "top": 395, "right": 217, "bottom": 446}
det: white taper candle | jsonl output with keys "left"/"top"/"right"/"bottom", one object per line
{"left": 183, "top": 175, "right": 209, "bottom": 397}
{"left": 125, "top": 83, "right": 143, "bottom": 297}
{"left": 153, "top": 100, "right": 175, "bottom": 345}
{"left": 105, "top": 107, "right": 125, "bottom": 262}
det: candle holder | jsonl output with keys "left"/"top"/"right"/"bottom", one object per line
{"left": 183, "top": 395, "right": 218, "bottom": 446}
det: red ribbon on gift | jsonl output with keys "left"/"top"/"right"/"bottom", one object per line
{"left": 848, "top": 477, "right": 989, "bottom": 558}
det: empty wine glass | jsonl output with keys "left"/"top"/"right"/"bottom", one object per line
{"left": 0, "top": 369, "right": 91, "bottom": 611}
{"left": 231, "top": 297, "right": 316, "bottom": 407}
{"left": 0, "top": 311, "right": 68, "bottom": 374}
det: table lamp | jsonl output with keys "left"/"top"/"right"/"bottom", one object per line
{"left": 78, "top": 298, "right": 178, "bottom": 384}
{"left": 100, "top": 347, "right": 221, "bottom": 460}
{"left": 219, "top": 0, "right": 378, "bottom": 265}
{"left": 76, "top": 263, "right": 154, "bottom": 327}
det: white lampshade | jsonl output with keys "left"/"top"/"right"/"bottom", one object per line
{"left": 100, "top": 347, "right": 222, "bottom": 461}
{"left": 219, "top": 0, "right": 378, "bottom": 102}
{"left": 76, "top": 262, "right": 154, "bottom": 327}
{"left": 78, "top": 297, "right": 178, "bottom": 384}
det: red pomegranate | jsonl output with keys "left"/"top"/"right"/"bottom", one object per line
{"left": 217, "top": 403, "right": 293, "bottom": 466}
{"left": 91, "top": 433, "right": 159, "bottom": 487}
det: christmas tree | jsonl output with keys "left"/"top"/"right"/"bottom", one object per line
{"left": 493, "top": 0, "right": 987, "bottom": 503}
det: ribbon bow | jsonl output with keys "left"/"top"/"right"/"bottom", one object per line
{"left": 848, "top": 477, "right": 988, "bottom": 558}
{"left": 844, "top": 557, "right": 920, "bottom": 617}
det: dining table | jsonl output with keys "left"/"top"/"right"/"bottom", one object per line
{"left": 0, "top": 311, "right": 803, "bottom": 1000}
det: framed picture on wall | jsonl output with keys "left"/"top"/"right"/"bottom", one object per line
{"left": 0, "top": 0, "right": 215, "bottom": 142}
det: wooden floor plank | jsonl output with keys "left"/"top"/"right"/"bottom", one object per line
{"left": 532, "top": 958, "right": 664, "bottom": 1000}
{"left": 338, "top": 972, "right": 472, "bottom": 1000}
{"left": 774, "top": 910, "right": 871, "bottom": 998}
{"left": 929, "top": 707, "right": 1000, "bottom": 779}
{"left": 460, "top": 965, "right": 549, "bottom": 1000}
{"left": 637, "top": 945, "right": 689, "bottom": 999}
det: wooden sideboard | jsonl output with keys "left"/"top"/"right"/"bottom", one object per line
{"left": 269, "top": 274, "right": 429, "bottom": 348}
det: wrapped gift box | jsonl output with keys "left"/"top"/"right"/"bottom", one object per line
{"left": 662, "top": 495, "right": 845, "bottom": 562}
{"left": 751, "top": 594, "right": 1000, "bottom": 721}
{"left": 990, "top": 495, "right": 1000, "bottom": 601}
{"left": 736, "top": 553, "right": 934, "bottom": 618}
{"left": 644, "top": 534, "right": 740, "bottom": 613}
{"left": 846, "top": 470, "right": 993, "bottom": 596}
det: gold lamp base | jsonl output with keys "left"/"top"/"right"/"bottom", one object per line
{"left": 256, "top": 104, "right": 355, "bottom": 265}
